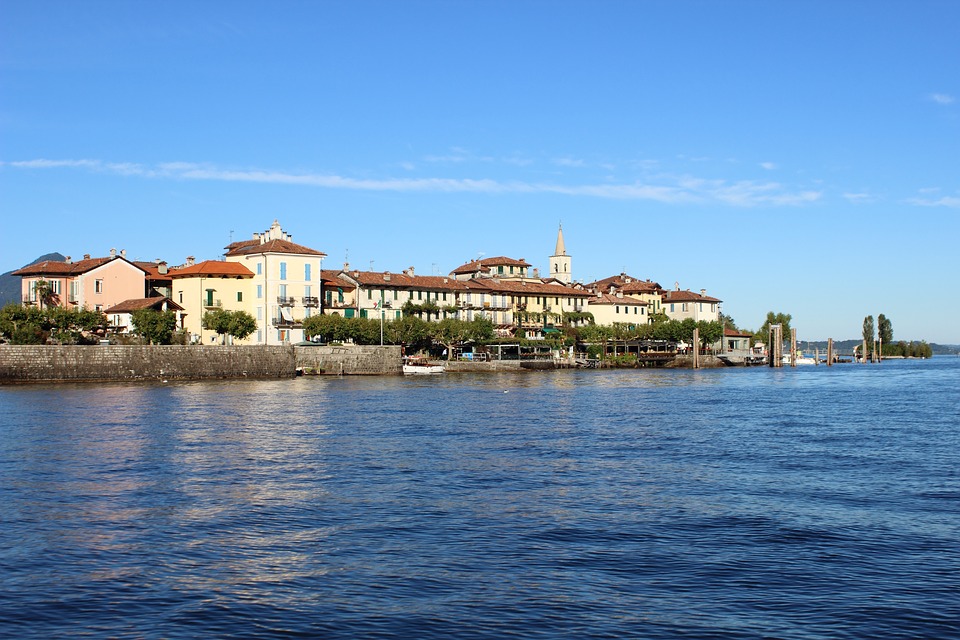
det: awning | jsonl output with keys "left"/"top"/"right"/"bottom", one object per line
{"left": 279, "top": 306, "right": 294, "bottom": 322}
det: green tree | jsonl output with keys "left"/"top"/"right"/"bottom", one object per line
{"left": 432, "top": 318, "right": 472, "bottom": 360}
{"left": 877, "top": 314, "right": 893, "bottom": 344}
{"left": 862, "top": 315, "right": 875, "bottom": 353}
{"left": 696, "top": 320, "right": 724, "bottom": 350}
{"left": 227, "top": 311, "right": 257, "bottom": 341}
{"left": 33, "top": 279, "right": 59, "bottom": 310}
{"left": 46, "top": 306, "right": 106, "bottom": 344}
{"left": 754, "top": 311, "right": 792, "bottom": 345}
{"left": 131, "top": 309, "right": 178, "bottom": 345}
{"left": 0, "top": 303, "right": 48, "bottom": 344}
{"left": 303, "top": 313, "right": 350, "bottom": 343}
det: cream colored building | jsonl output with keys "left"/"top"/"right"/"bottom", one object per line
{"left": 224, "top": 221, "right": 327, "bottom": 344}
{"left": 662, "top": 287, "right": 722, "bottom": 322}
{"left": 586, "top": 291, "right": 651, "bottom": 326}
{"left": 169, "top": 260, "right": 255, "bottom": 344}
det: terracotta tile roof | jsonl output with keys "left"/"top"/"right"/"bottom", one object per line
{"left": 104, "top": 297, "right": 184, "bottom": 313}
{"left": 587, "top": 292, "right": 649, "bottom": 306}
{"left": 13, "top": 256, "right": 147, "bottom": 276}
{"left": 466, "top": 279, "right": 592, "bottom": 298}
{"left": 169, "top": 260, "right": 255, "bottom": 278}
{"left": 344, "top": 271, "right": 469, "bottom": 292}
{"left": 724, "top": 327, "right": 753, "bottom": 337}
{"left": 322, "top": 270, "right": 356, "bottom": 290}
{"left": 224, "top": 238, "right": 326, "bottom": 257}
{"left": 450, "top": 256, "right": 531, "bottom": 275}
{"left": 663, "top": 289, "right": 722, "bottom": 303}
{"left": 621, "top": 280, "right": 663, "bottom": 294}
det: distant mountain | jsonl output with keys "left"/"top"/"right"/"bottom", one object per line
{"left": 0, "top": 253, "right": 66, "bottom": 307}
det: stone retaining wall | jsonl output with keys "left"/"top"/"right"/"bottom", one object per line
{"left": 294, "top": 345, "right": 402, "bottom": 375}
{"left": 0, "top": 345, "right": 296, "bottom": 382}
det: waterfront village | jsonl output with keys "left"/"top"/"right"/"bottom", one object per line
{"left": 12, "top": 220, "right": 755, "bottom": 365}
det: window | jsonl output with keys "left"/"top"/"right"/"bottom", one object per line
{"left": 257, "top": 307, "right": 263, "bottom": 320}
{"left": 279, "top": 262, "right": 287, "bottom": 280}
{"left": 338, "top": 288, "right": 344, "bottom": 303}
{"left": 498, "top": 266, "right": 504, "bottom": 274}
{"left": 279, "top": 284, "right": 287, "bottom": 299}
{"left": 257, "top": 263, "right": 262, "bottom": 275}
{"left": 443, "top": 292, "right": 447, "bottom": 301}
{"left": 417, "top": 291, "right": 422, "bottom": 300}
{"left": 670, "top": 303, "right": 675, "bottom": 312}
{"left": 178, "top": 291, "right": 183, "bottom": 303}
{"left": 237, "top": 292, "right": 243, "bottom": 302}
{"left": 257, "top": 330, "right": 262, "bottom": 342}
{"left": 95, "top": 305, "right": 102, "bottom": 312}
{"left": 304, "top": 264, "right": 311, "bottom": 281}
{"left": 304, "top": 285, "right": 312, "bottom": 298}
{"left": 305, "top": 307, "right": 312, "bottom": 318}
{"left": 95, "top": 279, "right": 103, "bottom": 294}
{"left": 616, "top": 306, "right": 620, "bottom": 314}
{"left": 393, "top": 290, "right": 398, "bottom": 300}
{"left": 206, "top": 289, "right": 214, "bottom": 306}
{"left": 257, "top": 285, "right": 263, "bottom": 299}
{"left": 367, "top": 289, "right": 372, "bottom": 300}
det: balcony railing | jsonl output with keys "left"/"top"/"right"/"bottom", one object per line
{"left": 302, "top": 296, "right": 319, "bottom": 307}
{"left": 204, "top": 299, "right": 222, "bottom": 309}
{"left": 277, "top": 296, "right": 296, "bottom": 306}
{"left": 274, "top": 317, "right": 303, "bottom": 328}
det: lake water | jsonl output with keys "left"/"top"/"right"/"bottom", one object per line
{"left": 1, "top": 358, "right": 958, "bottom": 639}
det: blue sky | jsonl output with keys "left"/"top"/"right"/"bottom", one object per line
{"left": 2, "top": 1, "right": 958, "bottom": 343}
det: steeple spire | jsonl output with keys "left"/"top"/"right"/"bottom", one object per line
{"left": 554, "top": 224, "right": 566, "bottom": 256}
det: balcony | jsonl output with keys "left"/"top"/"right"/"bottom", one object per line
{"left": 204, "top": 299, "right": 222, "bottom": 309}
{"left": 274, "top": 318, "right": 303, "bottom": 328}
{"left": 302, "top": 296, "right": 319, "bottom": 307}
{"left": 277, "top": 296, "right": 296, "bottom": 306}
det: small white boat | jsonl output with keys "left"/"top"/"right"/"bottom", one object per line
{"left": 783, "top": 351, "right": 817, "bottom": 365}
{"left": 402, "top": 356, "right": 445, "bottom": 375}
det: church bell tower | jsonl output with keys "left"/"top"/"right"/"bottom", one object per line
{"left": 549, "top": 224, "right": 572, "bottom": 284}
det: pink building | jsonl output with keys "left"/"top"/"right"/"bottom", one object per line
{"left": 14, "top": 251, "right": 148, "bottom": 313}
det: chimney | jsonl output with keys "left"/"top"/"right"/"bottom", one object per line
{"left": 533, "top": 268, "right": 540, "bottom": 278}
{"left": 675, "top": 282, "right": 680, "bottom": 291}
{"left": 187, "top": 256, "right": 195, "bottom": 266}
{"left": 120, "top": 249, "right": 126, "bottom": 259}
{"left": 344, "top": 262, "right": 350, "bottom": 271}
{"left": 158, "top": 261, "right": 168, "bottom": 275}
{"left": 110, "top": 248, "right": 117, "bottom": 258}
{"left": 408, "top": 266, "right": 415, "bottom": 276}
{"left": 83, "top": 254, "right": 91, "bottom": 260}
{"left": 700, "top": 288, "right": 706, "bottom": 296}
{"left": 383, "top": 272, "right": 391, "bottom": 282}
{"left": 616, "top": 291, "right": 623, "bottom": 299}
{"left": 65, "top": 256, "right": 72, "bottom": 264}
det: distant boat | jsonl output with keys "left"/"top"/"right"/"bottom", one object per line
{"left": 783, "top": 351, "right": 817, "bottom": 365}
{"left": 403, "top": 356, "right": 444, "bottom": 375}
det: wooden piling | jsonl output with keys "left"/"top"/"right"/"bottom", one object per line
{"left": 827, "top": 338, "right": 834, "bottom": 366}
{"left": 693, "top": 327, "right": 700, "bottom": 369}
{"left": 790, "top": 328, "right": 797, "bottom": 368}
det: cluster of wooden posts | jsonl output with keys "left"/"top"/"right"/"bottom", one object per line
{"left": 766, "top": 325, "right": 830, "bottom": 367}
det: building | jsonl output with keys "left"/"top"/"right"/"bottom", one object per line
{"left": 104, "top": 297, "right": 185, "bottom": 335}
{"left": 169, "top": 260, "right": 256, "bottom": 344}
{"left": 224, "top": 221, "right": 327, "bottom": 345}
{"left": 586, "top": 291, "right": 651, "bottom": 326}
{"left": 662, "top": 287, "right": 722, "bottom": 323}
{"left": 548, "top": 224, "right": 572, "bottom": 284}
{"left": 449, "top": 256, "right": 533, "bottom": 281}
{"left": 13, "top": 250, "right": 148, "bottom": 313}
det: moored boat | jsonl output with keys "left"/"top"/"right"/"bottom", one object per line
{"left": 402, "top": 356, "right": 445, "bottom": 375}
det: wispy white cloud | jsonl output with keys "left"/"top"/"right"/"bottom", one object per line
{"left": 4, "top": 158, "right": 824, "bottom": 207}
{"left": 906, "top": 193, "right": 960, "bottom": 208}
{"left": 760, "top": 162, "right": 777, "bottom": 171}
{"left": 929, "top": 93, "right": 955, "bottom": 105}
{"left": 843, "top": 192, "right": 874, "bottom": 204}
{"left": 552, "top": 157, "right": 586, "bottom": 168}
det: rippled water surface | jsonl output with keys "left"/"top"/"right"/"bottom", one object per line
{"left": 2, "top": 358, "right": 959, "bottom": 638}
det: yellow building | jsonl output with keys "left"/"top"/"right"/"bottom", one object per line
{"left": 224, "top": 221, "right": 327, "bottom": 344}
{"left": 170, "top": 260, "right": 255, "bottom": 344}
